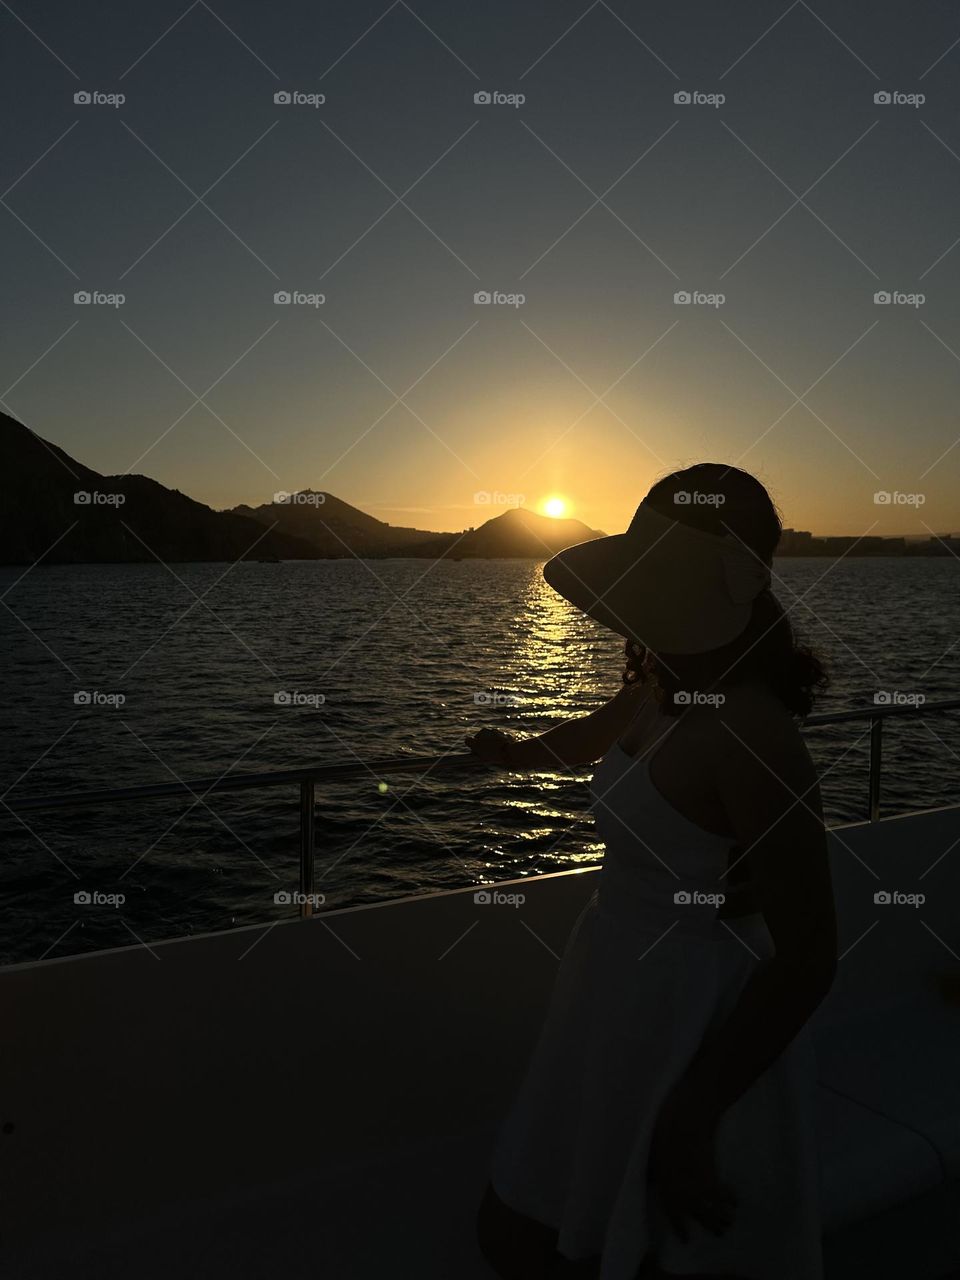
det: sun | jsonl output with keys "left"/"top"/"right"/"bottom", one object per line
{"left": 542, "top": 495, "right": 569, "bottom": 519}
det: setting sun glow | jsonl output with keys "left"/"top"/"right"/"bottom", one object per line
{"left": 542, "top": 495, "right": 569, "bottom": 519}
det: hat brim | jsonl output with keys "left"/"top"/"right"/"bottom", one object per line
{"left": 542, "top": 506, "right": 760, "bottom": 656}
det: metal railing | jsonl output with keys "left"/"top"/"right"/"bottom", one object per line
{"left": 803, "top": 697, "right": 960, "bottom": 823}
{"left": 7, "top": 699, "right": 960, "bottom": 916}
{"left": 7, "top": 754, "right": 480, "bottom": 918}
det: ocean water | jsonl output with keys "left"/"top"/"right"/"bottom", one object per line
{"left": 1, "top": 556, "right": 958, "bottom": 965}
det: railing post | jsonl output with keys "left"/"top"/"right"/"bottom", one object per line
{"left": 299, "top": 779, "right": 315, "bottom": 918}
{"left": 868, "top": 716, "right": 883, "bottom": 823}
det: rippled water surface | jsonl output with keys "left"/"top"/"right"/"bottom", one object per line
{"left": 1, "top": 557, "right": 958, "bottom": 963}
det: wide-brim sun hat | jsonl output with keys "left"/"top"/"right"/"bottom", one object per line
{"left": 542, "top": 499, "right": 772, "bottom": 656}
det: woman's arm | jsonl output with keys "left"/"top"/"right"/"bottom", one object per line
{"left": 660, "top": 691, "right": 838, "bottom": 1128}
{"left": 465, "top": 679, "right": 649, "bottom": 770}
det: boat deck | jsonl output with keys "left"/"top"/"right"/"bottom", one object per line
{"left": 3, "top": 805, "right": 960, "bottom": 1278}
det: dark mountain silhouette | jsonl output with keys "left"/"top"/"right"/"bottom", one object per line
{"left": 0, "top": 412, "right": 605, "bottom": 564}
{"left": 233, "top": 493, "right": 604, "bottom": 558}
{"left": 0, "top": 412, "right": 317, "bottom": 565}
{"left": 446, "top": 506, "right": 604, "bottom": 558}
{"left": 233, "top": 491, "right": 449, "bottom": 557}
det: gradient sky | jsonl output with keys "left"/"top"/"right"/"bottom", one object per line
{"left": 3, "top": 0, "right": 960, "bottom": 537}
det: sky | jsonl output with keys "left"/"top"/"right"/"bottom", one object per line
{"left": 3, "top": 0, "right": 960, "bottom": 537}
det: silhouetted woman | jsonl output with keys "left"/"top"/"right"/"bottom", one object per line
{"left": 468, "top": 464, "right": 836, "bottom": 1280}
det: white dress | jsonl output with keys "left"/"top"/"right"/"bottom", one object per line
{"left": 490, "top": 719, "right": 823, "bottom": 1280}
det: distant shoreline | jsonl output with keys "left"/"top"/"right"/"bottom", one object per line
{"left": 2, "top": 549, "right": 955, "bottom": 568}
{"left": 4, "top": 413, "right": 957, "bottom": 568}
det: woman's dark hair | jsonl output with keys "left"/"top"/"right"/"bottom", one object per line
{"left": 621, "top": 463, "right": 828, "bottom": 718}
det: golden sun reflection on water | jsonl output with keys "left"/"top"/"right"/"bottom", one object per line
{"left": 509, "top": 571, "right": 620, "bottom": 716}
{"left": 469, "top": 567, "right": 625, "bottom": 881}
{"left": 469, "top": 562, "right": 628, "bottom": 886}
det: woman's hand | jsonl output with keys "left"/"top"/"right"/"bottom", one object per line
{"left": 648, "top": 1105, "right": 736, "bottom": 1241}
{"left": 465, "top": 727, "right": 518, "bottom": 767}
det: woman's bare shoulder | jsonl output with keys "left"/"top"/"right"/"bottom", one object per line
{"left": 693, "top": 683, "right": 805, "bottom": 757}
{"left": 717, "top": 680, "right": 793, "bottom": 720}
{"left": 601, "top": 678, "right": 652, "bottom": 725}
{"left": 615, "top": 677, "right": 652, "bottom": 704}
{"left": 701, "top": 684, "right": 814, "bottom": 791}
